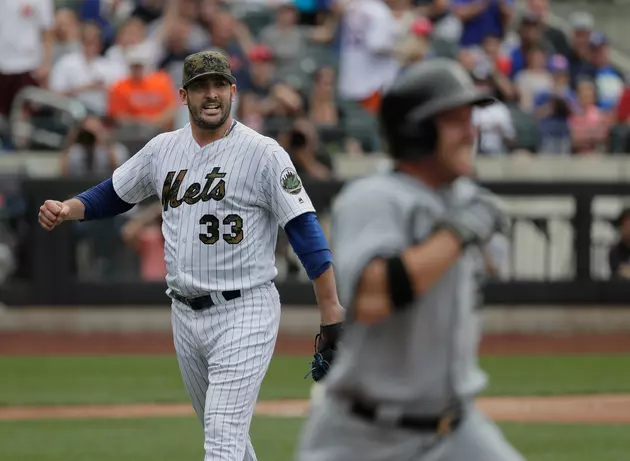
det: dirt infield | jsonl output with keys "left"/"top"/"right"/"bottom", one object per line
{"left": 2, "top": 331, "right": 630, "bottom": 355}
{"left": 1, "top": 394, "right": 630, "bottom": 424}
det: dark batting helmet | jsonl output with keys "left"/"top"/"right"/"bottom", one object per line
{"left": 379, "top": 58, "right": 495, "bottom": 160}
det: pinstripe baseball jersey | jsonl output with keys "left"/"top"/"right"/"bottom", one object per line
{"left": 112, "top": 120, "right": 315, "bottom": 296}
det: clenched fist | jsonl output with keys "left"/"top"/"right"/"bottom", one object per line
{"left": 38, "top": 200, "right": 70, "bottom": 231}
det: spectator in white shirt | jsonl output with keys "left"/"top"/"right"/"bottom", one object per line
{"left": 336, "top": 0, "right": 400, "bottom": 114}
{"left": 471, "top": 64, "right": 516, "bottom": 155}
{"left": 49, "top": 21, "right": 127, "bottom": 116}
{"left": 0, "top": 0, "right": 54, "bottom": 116}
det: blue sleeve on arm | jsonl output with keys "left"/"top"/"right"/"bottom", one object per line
{"left": 75, "top": 178, "right": 135, "bottom": 221}
{"left": 285, "top": 212, "right": 333, "bottom": 280}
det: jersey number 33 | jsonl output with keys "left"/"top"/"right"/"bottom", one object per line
{"left": 161, "top": 167, "right": 245, "bottom": 246}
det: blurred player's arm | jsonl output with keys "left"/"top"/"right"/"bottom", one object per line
{"left": 38, "top": 137, "right": 158, "bottom": 231}
{"left": 337, "top": 188, "right": 502, "bottom": 325}
{"left": 353, "top": 229, "right": 461, "bottom": 324}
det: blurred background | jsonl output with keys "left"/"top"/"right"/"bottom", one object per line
{"left": 2, "top": 0, "right": 630, "bottom": 309}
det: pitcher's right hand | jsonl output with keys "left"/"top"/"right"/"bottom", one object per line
{"left": 38, "top": 200, "right": 70, "bottom": 231}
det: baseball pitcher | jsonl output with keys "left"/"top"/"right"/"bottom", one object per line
{"left": 296, "top": 58, "right": 525, "bottom": 461}
{"left": 38, "top": 51, "right": 344, "bottom": 461}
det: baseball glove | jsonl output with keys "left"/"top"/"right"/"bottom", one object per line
{"left": 304, "top": 322, "right": 343, "bottom": 382}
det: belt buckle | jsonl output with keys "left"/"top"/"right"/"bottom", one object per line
{"left": 437, "top": 413, "right": 454, "bottom": 436}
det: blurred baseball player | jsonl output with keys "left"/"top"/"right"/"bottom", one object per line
{"left": 296, "top": 58, "right": 525, "bottom": 461}
{"left": 38, "top": 51, "right": 344, "bottom": 461}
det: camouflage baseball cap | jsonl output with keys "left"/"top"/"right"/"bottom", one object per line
{"left": 182, "top": 50, "right": 236, "bottom": 88}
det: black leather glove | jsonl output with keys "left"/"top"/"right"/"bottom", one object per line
{"left": 304, "top": 322, "right": 344, "bottom": 382}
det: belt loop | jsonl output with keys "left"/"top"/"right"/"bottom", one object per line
{"left": 210, "top": 292, "right": 222, "bottom": 306}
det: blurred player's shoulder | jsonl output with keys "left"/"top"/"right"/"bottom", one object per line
{"left": 334, "top": 171, "right": 412, "bottom": 210}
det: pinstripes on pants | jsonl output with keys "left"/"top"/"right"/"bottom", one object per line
{"left": 171, "top": 281, "right": 282, "bottom": 461}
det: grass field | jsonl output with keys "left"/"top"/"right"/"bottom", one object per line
{"left": 1, "top": 353, "right": 629, "bottom": 460}
{"left": 1, "top": 354, "right": 629, "bottom": 406}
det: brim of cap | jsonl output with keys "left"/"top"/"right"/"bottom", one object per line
{"left": 407, "top": 90, "right": 496, "bottom": 125}
{"left": 184, "top": 72, "right": 236, "bottom": 87}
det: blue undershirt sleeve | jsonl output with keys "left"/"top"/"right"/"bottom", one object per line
{"left": 284, "top": 212, "right": 333, "bottom": 280}
{"left": 75, "top": 178, "right": 135, "bottom": 221}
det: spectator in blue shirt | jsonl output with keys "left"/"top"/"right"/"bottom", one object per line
{"left": 533, "top": 54, "right": 577, "bottom": 154}
{"left": 579, "top": 32, "right": 625, "bottom": 112}
{"left": 452, "top": 0, "right": 515, "bottom": 47}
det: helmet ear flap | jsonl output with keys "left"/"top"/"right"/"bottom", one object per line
{"left": 393, "top": 119, "right": 438, "bottom": 160}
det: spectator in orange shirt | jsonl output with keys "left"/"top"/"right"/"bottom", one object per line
{"left": 108, "top": 44, "right": 179, "bottom": 138}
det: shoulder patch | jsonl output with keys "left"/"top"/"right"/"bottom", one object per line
{"left": 280, "top": 168, "right": 302, "bottom": 195}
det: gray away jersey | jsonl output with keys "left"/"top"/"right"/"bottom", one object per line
{"left": 324, "top": 172, "right": 489, "bottom": 413}
{"left": 112, "top": 121, "right": 315, "bottom": 296}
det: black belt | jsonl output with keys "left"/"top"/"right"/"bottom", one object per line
{"left": 170, "top": 290, "right": 241, "bottom": 311}
{"left": 349, "top": 400, "right": 462, "bottom": 435}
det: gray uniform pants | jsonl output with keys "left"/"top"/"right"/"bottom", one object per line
{"left": 296, "top": 391, "right": 526, "bottom": 461}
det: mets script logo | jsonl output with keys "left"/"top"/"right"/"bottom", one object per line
{"left": 161, "top": 167, "right": 226, "bottom": 212}
{"left": 280, "top": 168, "right": 302, "bottom": 195}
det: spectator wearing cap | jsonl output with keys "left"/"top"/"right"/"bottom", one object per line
{"left": 569, "top": 78, "right": 610, "bottom": 154}
{"left": 566, "top": 11, "right": 594, "bottom": 88}
{"left": 533, "top": 54, "right": 576, "bottom": 155}
{"left": 508, "top": 13, "right": 555, "bottom": 79}
{"left": 514, "top": 44, "right": 553, "bottom": 113}
{"left": 451, "top": 0, "right": 514, "bottom": 48}
{"left": 0, "top": 0, "right": 54, "bottom": 117}
{"left": 108, "top": 44, "right": 179, "bottom": 137}
{"left": 52, "top": 8, "right": 82, "bottom": 64}
{"left": 525, "top": 0, "right": 570, "bottom": 58}
{"left": 471, "top": 63, "right": 516, "bottom": 155}
{"left": 609, "top": 207, "right": 630, "bottom": 279}
{"left": 580, "top": 32, "right": 625, "bottom": 113}
{"left": 49, "top": 21, "right": 127, "bottom": 116}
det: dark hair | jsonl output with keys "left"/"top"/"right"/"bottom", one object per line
{"left": 75, "top": 128, "right": 97, "bottom": 147}
{"left": 289, "top": 129, "right": 307, "bottom": 150}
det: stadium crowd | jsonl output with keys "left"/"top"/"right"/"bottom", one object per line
{"left": 1, "top": 0, "right": 630, "bottom": 167}
{"left": 2, "top": 0, "right": 630, "bottom": 284}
